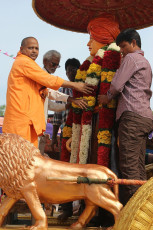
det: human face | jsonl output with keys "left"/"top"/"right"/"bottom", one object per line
{"left": 20, "top": 38, "right": 39, "bottom": 60}
{"left": 66, "top": 65, "right": 78, "bottom": 82}
{"left": 87, "top": 36, "right": 106, "bottom": 56}
{"left": 44, "top": 55, "right": 60, "bottom": 74}
{"left": 119, "top": 40, "right": 136, "bottom": 58}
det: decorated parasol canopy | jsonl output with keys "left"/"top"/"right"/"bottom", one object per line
{"left": 32, "top": 0, "right": 153, "bottom": 33}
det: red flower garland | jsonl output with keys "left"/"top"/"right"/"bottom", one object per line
{"left": 97, "top": 49, "right": 121, "bottom": 166}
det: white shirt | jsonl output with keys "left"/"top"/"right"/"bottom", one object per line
{"left": 43, "top": 68, "right": 69, "bottom": 123}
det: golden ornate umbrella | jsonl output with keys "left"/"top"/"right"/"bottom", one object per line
{"left": 32, "top": 0, "right": 153, "bottom": 32}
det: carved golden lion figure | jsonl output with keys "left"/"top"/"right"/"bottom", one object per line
{"left": 0, "top": 133, "right": 122, "bottom": 229}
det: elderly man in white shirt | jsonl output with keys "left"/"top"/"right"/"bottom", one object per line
{"left": 39, "top": 50, "right": 87, "bottom": 154}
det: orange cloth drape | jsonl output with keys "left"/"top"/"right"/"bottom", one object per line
{"left": 3, "top": 52, "right": 64, "bottom": 147}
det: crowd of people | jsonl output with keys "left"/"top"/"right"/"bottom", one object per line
{"left": 2, "top": 14, "right": 153, "bottom": 228}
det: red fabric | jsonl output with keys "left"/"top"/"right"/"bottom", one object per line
{"left": 65, "top": 109, "right": 73, "bottom": 126}
{"left": 73, "top": 113, "right": 82, "bottom": 124}
{"left": 100, "top": 82, "right": 110, "bottom": 95}
{"left": 97, "top": 145, "right": 110, "bottom": 166}
{"left": 33, "top": 0, "right": 153, "bottom": 33}
{"left": 87, "top": 15, "right": 120, "bottom": 44}
{"left": 99, "top": 108, "right": 115, "bottom": 129}
{"left": 82, "top": 111, "right": 93, "bottom": 125}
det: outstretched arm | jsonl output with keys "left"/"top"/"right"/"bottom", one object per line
{"left": 40, "top": 89, "right": 88, "bottom": 110}
{"left": 61, "top": 81, "right": 93, "bottom": 95}
{"left": 48, "top": 100, "right": 66, "bottom": 112}
{"left": 24, "top": 60, "right": 93, "bottom": 94}
{"left": 48, "top": 88, "right": 69, "bottom": 102}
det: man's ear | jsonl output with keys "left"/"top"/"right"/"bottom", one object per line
{"left": 131, "top": 39, "right": 137, "bottom": 47}
{"left": 43, "top": 59, "right": 47, "bottom": 66}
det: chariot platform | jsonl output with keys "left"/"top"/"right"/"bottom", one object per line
{"left": 0, "top": 227, "right": 105, "bottom": 230}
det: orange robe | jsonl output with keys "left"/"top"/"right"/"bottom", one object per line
{"left": 3, "top": 52, "right": 64, "bottom": 147}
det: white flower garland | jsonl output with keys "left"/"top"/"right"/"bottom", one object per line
{"left": 86, "top": 56, "right": 94, "bottom": 62}
{"left": 107, "top": 42, "right": 120, "bottom": 51}
{"left": 79, "top": 125, "right": 92, "bottom": 164}
{"left": 96, "top": 48, "right": 105, "bottom": 58}
{"left": 85, "top": 77, "right": 99, "bottom": 86}
{"left": 70, "top": 123, "right": 81, "bottom": 163}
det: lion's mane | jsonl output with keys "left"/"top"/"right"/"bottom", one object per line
{"left": 0, "top": 133, "right": 41, "bottom": 199}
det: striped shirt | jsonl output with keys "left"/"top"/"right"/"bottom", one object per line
{"left": 107, "top": 50, "right": 153, "bottom": 120}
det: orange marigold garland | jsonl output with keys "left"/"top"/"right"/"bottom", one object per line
{"left": 61, "top": 42, "right": 121, "bottom": 166}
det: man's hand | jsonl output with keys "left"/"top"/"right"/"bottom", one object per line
{"left": 67, "top": 97, "right": 88, "bottom": 109}
{"left": 73, "top": 98, "right": 88, "bottom": 109}
{"left": 39, "top": 87, "right": 48, "bottom": 100}
{"left": 73, "top": 82, "right": 93, "bottom": 94}
{"left": 98, "top": 95, "right": 109, "bottom": 105}
{"left": 62, "top": 80, "right": 93, "bottom": 94}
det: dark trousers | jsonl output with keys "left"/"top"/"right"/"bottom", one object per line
{"left": 61, "top": 202, "right": 73, "bottom": 213}
{"left": 118, "top": 111, "right": 153, "bottom": 205}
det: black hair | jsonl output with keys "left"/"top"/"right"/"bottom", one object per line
{"left": 65, "top": 58, "right": 80, "bottom": 70}
{"left": 116, "top": 28, "right": 141, "bottom": 48}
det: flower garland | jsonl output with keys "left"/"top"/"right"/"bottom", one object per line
{"left": 70, "top": 57, "right": 93, "bottom": 163}
{"left": 97, "top": 43, "right": 121, "bottom": 166}
{"left": 61, "top": 57, "right": 92, "bottom": 162}
{"left": 78, "top": 50, "right": 105, "bottom": 164}
{"left": 61, "top": 42, "right": 121, "bottom": 166}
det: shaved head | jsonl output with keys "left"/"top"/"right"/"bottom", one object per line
{"left": 21, "top": 37, "right": 38, "bottom": 47}
{"left": 20, "top": 37, "right": 39, "bottom": 60}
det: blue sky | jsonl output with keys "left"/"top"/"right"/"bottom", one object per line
{"left": 1, "top": 0, "right": 153, "bottom": 109}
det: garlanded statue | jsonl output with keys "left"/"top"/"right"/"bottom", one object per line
{"left": 61, "top": 15, "right": 121, "bottom": 167}
{"left": 0, "top": 133, "right": 122, "bottom": 229}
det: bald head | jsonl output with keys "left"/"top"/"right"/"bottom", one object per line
{"left": 20, "top": 37, "right": 39, "bottom": 61}
{"left": 21, "top": 37, "right": 38, "bottom": 47}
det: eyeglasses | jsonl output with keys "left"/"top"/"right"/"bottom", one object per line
{"left": 50, "top": 62, "right": 60, "bottom": 68}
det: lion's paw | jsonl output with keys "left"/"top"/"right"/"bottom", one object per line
{"left": 29, "top": 224, "right": 47, "bottom": 230}
{"left": 106, "top": 227, "right": 113, "bottom": 230}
